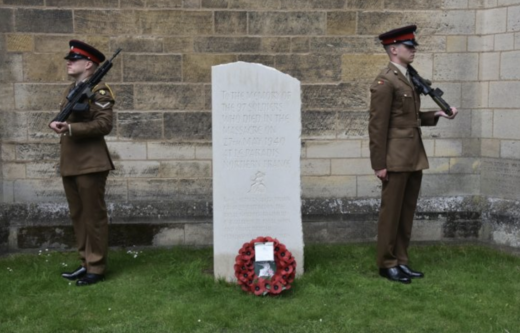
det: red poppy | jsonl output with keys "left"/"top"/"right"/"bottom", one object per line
{"left": 236, "top": 267, "right": 252, "bottom": 280}
{"left": 286, "top": 271, "right": 296, "bottom": 284}
{"left": 280, "top": 263, "right": 294, "bottom": 276}
{"left": 239, "top": 256, "right": 252, "bottom": 264}
{"left": 237, "top": 273, "right": 248, "bottom": 283}
{"left": 277, "top": 253, "right": 290, "bottom": 263}
{"left": 270, "top": 275, "right": 285, "bottom": 286}
{"left": 240, "top": 248, "right": 255, "bottom": 261}
{"left": 235, "top": 256, "right": 253, "bottom": 275}
{"left": 270, "top": 279, "right": 284, "bottom": 295}
{"left": 264, "top": 237, "right": 280, "bottom": 247}
{"left": 235, "top": 255, "right": 247, "bottom": 264}
{"left": 252, "top": 278, "right": 267, "bottom": 296}
{"left": 234, "top": 257, "right": 252, "bottom": 270}
{"left": 235, "top": 263, "right": 249, "bottom": 275}
{"left": 240, "top": 264, "right": 255, "bottom": 278}
{"left": 282, "top": 254, "right": 295, "bottom": 265}
{"left": 276, "top": 274, "right": 286, "bottom": 282}
{"left": 240, "top": 242, "right": 253, "bottom": 252}
{"left": 234, "top": 264, "right": 242, "bottom": 279}
{"left": 274, "top": 243, "right": 287, "bottom": 256}
{"left": 276, "top": 257, "right": 288, "bottom": 267}
{"left": 253, "top": 236, "right": 266, "bottom": 243}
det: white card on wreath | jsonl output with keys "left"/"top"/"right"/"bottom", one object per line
{"left": 255, "top": 242, "right": 274, "bottom": 261}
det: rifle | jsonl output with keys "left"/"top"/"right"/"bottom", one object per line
{"left": 407, "top": 65, "right": 453, "bottom": 116}
{"left": 50, "top": 48, "right": 122, "bottom": 123}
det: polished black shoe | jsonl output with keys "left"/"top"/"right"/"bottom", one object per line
{"left": 398, "top": 265, "right": 424, "bottom": 278}
{"left": 61, "top": 266, "right": 87, "bottom": 280}
{"left": 379, "top": 267, "right": 412, "bottom": 284}
{"left": 76, "top": 273, "right": 105, "bottom": 286}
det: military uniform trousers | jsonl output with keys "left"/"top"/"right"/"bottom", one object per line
{"left": 62, "top": 171, "right": 109, "bottom": 275}
{"left": 377, "top": 170, "right": 422, "bottom": 269}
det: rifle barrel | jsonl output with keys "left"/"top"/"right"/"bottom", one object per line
{"left": 408, "top": 65, "right": 453, "bottom": 116}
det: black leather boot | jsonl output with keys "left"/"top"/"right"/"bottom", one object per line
{"left": 61, "top": 266, "right": 87, "bottom": 280}
{"left": 76, "top": 273, "right": 105, "bottom": 286}
{"left": 398, "top": 265, "right": 424, "bottom": 278}
{"left": 379, "top": 267, "right": 412, "bottom": 284}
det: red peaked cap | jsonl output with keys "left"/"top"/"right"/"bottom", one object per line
{"left": 64, "top": 40, "right": 106, "bottom": 64}
{"left": 378, "top": 25, "right": 419, "bottom": 47}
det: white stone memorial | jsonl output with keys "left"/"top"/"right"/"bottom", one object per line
{"left": 212, "top": 62, "right": 304, "bottom": 281}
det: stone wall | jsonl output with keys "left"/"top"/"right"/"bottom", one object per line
{"left": 1, "top": 0, "right": 519, "bottom": 253}
{"left": 475, "top": 2, "right": 520, "bottom": 247}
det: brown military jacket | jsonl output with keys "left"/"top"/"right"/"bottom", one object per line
{"left": 58, "top": 82, "right": 115, "bottom": 177}
{"left": 369, "top": 62, "right": 438, "bottom": 172}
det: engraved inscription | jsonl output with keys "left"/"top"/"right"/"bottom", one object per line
{"left": 481, "top": 159, "right": 520, "bottom": 199}
{"left": 221, "top": 196, "right": 292, "bottom": 239}
{"left": 219, "top": 90, "right": 293, "bottom": 170}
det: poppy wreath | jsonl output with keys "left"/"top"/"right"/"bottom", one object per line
{"left": 234, "top": 236, "right": 296, "bottom": 296}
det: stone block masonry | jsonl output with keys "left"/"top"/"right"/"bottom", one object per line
{"left": 1, "top": 0, "right": 520, "bottom": 253}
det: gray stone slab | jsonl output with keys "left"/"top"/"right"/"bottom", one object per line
{"left": 212, "top": 62, "right": 304, "bottom": 281}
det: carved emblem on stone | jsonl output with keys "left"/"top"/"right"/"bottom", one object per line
{"left": 249, "top": 171, "right": 266, "bottom": 193}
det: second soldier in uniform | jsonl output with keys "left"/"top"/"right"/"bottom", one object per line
{"left": 369, "top": 26, "right": 458, "bottom": 284}
{"left": 49, "top": 40, "right": 115, "bottom": 286}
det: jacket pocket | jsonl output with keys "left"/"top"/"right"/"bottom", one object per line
{"left": 386, "top": 128, "right": 416, "bottom": 170}
{"left": 387, "top": 127, "right": 415, "bottom": 139}
{"left": 401, "top": 94, "right": 415, "bottom": 114}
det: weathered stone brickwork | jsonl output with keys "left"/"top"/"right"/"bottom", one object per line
{"left": 1, "top": 0, "right": 520, "bottom": 253}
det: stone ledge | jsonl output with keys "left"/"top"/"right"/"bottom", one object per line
{"left": 0, "top": 196, "right": 485, "bottom": 225}
{"left": 0, "top": 197, "right": 482, "bottom": 252}
{"left": 0, "top": 196, "right": 504, "bottom": 254}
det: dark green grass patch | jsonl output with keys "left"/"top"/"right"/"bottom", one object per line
{"left": 1, "top": 244, "right": 519, "bottom": 333}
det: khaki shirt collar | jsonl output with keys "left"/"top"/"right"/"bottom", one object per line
{"left": 390, "top": 61, "right": 408, "bottom": 77}
{"left": 389, "top": 62, "right": 412, "bottom": 87}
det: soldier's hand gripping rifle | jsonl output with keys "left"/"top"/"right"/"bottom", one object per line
{"left": 50, "top": 48, "right": 122, "bottom": 123}
{"left": 407, "top": 65, "right": 453, "bottom": 116}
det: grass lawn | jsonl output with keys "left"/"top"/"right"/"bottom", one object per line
{"left": 1, "top": 243, "right": 519, "bottom": 333}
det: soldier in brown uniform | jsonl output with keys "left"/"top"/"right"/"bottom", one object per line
{"left": 49, "top": 40, "right": 115, "bottom": 286}
{"left": 369, "top": 26, "right": 458, "bottom": 284}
